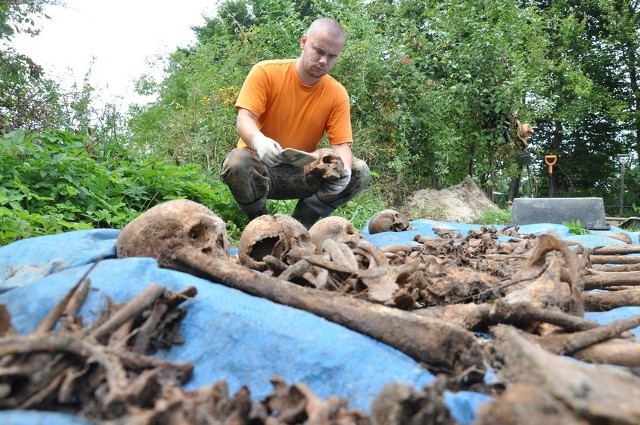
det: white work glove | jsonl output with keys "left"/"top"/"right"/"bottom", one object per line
{"left": 252, "top": 132, "right": 283, "bottom": 167}
{"left": 323, "top": 168, "right": 351, "bottom": 196}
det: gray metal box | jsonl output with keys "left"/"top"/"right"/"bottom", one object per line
{"left": 511, "top": 197, "right": 609, "bottom": 230}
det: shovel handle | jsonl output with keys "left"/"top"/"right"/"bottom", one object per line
{"left": 544, "top": 155, "right": 557, "bottom": 173}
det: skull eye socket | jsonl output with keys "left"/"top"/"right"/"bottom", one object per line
{"left": 216, "top": 233, "right": 226, "bottom": 249}
{"left": 321, "top": 155, "right": 334, "bottom": 164}
{"left": 189, "top": 222, "right": 209, "bottom": 242}
{"left": 249, "top": 236, "right": 281, "bottom": 262}
{"left": 238, "top": 214, "right": 315, "bottom": 271}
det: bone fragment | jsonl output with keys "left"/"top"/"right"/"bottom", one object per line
{"left": 88, "top": 284, "right": 166, "bottom": 341}
{"left": 572, "top": 338, "right": 640, "bottom": 367}
{"left": 584, "top": 271, "right": 640, "bottom": 290}
{"left": 583, "top": 288, "right": 640, "bottom": 311}
{"left": 537, "top": 314, "right": 640, "bottom": 355}
{"left": 490, "top": 325, "right": 640, "bottom": 424}
{"left": 591, "top": 245, "right": 640, "bottom": 255}
{"left": 589, "top": 255, "right": 640, "bottom": 265}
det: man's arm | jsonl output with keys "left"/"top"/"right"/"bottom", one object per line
{"left": 237, "top": 108, "right": 283, "bottom": 167}
{"left": 236, "top": 108, "right": 260, "bottom": 147}
{"left": 330, "top": 142, "right": 353, "bottom": 170}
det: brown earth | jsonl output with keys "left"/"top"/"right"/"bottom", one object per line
{"left": 398, "top": 175, "right": 500, "bottom": 222}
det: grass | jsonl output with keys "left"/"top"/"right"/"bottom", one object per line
{"left": 473, "top": 208, "right": 512, "bottom": 225}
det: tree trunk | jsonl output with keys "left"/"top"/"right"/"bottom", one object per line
{"left": 508, "top": 175, "right": 521, "bottom": 202}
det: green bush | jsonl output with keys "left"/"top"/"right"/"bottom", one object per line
{"left": 0, "top": 129, "right": 242, "bottom": 246}
{"left": 0, "top": 128, "right": 385, "bottom": 247}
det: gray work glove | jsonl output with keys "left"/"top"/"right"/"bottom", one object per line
{"left": 323, "top": 168, "right": 351, "bottom": 196}
{"left": 252, "top": 132, "right": 283, "bottom": 167}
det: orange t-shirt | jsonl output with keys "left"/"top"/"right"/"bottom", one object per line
{"left": 235, "top": 59, "right": 352, "bottom": 152}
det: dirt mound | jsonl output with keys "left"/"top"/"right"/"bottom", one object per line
{"left": 399, "top": 175, "right": 499, "bottom": 222}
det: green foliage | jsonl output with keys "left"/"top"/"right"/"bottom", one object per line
{"left": 5, "top": 0, "right": 640, "bottom": 250}
{"left": 345, "top": 0, "right": 552, "bottom": 199}
{"left": 473, "top": 208, "right": 512, "bottom": 225}
{"left": 623, "top": 166, "right": 640, "bottom": 216}
{"left": 0, "top": 2, "right": 77, "bottom": 135}
{"left": 531, "top": 0, "right": 639, "bottom": 200}
{"left": 563, "top": 220, "right": 589, "bottom": 235}
{"left": 0, "top": 129, "right": 242, "bottom": 246}
{"left": 0, "top": 48, "right": 64, "bottom": 133}
{"left": 0, "top": 0, "right": 55, "bottom": 41}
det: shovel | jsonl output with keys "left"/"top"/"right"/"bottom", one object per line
{"left": 544, "top": 155, "right": 557, "bottom": 198}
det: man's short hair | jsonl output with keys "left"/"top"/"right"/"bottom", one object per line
{"left": 307, "top": 17, "right": 346, "bottom": 41}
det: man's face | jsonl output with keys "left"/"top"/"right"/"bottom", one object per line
{"left": 299, "top": 30, "right": 345, "bottom": 82}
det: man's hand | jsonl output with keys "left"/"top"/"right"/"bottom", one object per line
{"left": 323, "top": 168, "right": 351, "bottom": 196}
{"left": 252, "top": 132, "right": 283, "bottom": 167}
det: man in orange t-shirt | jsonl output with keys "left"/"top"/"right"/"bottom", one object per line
{"left": 220, "top": 17, "right": 370, "bottom": 229}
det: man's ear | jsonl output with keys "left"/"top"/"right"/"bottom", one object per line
{"left": 300, "top": 34, "right": 307, "bottom": 49}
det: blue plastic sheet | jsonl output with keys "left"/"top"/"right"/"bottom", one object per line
{"left": 1, "top": 220, "right": 639, "bottom": 424}
{"left": 0, "top": 229, "right": 440, "bottom": 422}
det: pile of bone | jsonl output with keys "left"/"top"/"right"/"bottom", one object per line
{"left": 112, "top": 199, "right": 640, "bottom": 424}
{"left": 0, "top": 280, "right": 370, "bottom": 424}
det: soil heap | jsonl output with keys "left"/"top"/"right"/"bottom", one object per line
{"left": 399, "top": 175, "right": 499, "bottom": 222}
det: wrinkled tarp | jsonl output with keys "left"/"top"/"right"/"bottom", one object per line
{"left": 1, "top": 219, "right": 639, "bottom": 423}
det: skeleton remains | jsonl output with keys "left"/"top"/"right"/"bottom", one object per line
{"left": 116, "top": 199, "right": 230, "bottom": 260}
{"left": 303, "top": 148, "right": 345, "bottom": 182}
{"left": 237, "top": 214, "right": 316, "bottom": 271}
{"left": 309, "top": 216, "right": 364, "bottom": 251}
{"left": 159, "top": 212, "right": 640, "bottom": 424}
{"left": 6, "top": 200, "right": 640, "bottom": 424}
{"left": 368, "top": 209, "right": 415, "bottom": 234}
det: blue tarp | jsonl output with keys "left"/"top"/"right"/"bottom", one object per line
{"left": 0, "top": 220, "right": 639, "bottom": 423}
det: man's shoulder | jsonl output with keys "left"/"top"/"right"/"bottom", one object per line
{"left": 254, "top": 59, "right": 295, "bottom": 71}
{"left": 323, "top": 75, "right": 349, "bottom": 97}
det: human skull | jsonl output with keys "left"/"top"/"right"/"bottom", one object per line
{"left": 305, "top": 148, "right": 345, "bottom": 181}
{"left": 238, "top": 214, "right": 316, "bottom": 271}
{"left": 368, "top": 209, "right": 414, "bottom": 234}
{"left": 116, "top": 199, "right": 230, "bottom": 260}
{"left": 309, "top": 216, "right": 364, "bottom": 252}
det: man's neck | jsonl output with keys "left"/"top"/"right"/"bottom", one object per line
{"left": 295, "top": 58, "right": 321, "bottom": 86}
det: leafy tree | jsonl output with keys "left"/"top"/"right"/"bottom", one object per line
{"left": 531, "top": 0, "right": 638, "bottom": 212}
{"left": 1, "top": 0, "right": 107, "bottom": 136}
{"left": 350, "top": 0, "right": 551, "bottom": 202}
{"left": 597, "top": 0, "right": 640, "bottom": 161}
{"left": 192, "top": 0, "right": 256, "bottom": 44}
{"left": 1, "top": 0, "right": 58, "bottom": 132}
{"left": 0, "top": 0, "right": 56, "bottom": 40}
{"left": 0, "top": 46, "right": 62, "bottom": 132}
